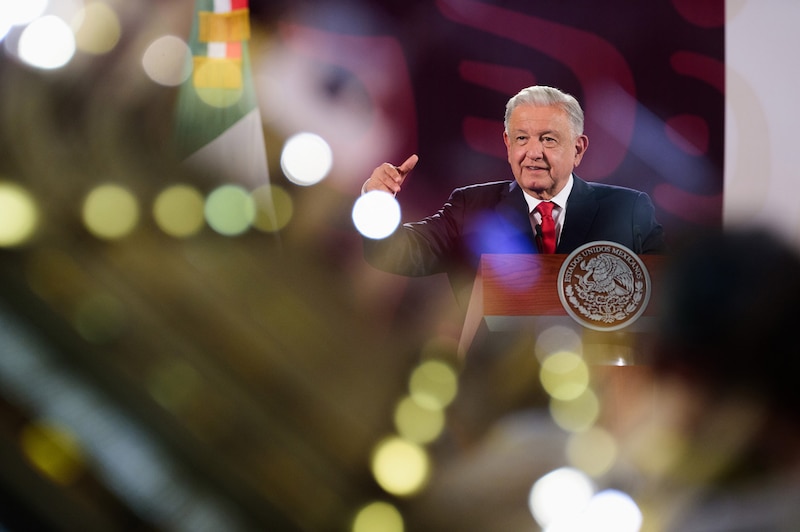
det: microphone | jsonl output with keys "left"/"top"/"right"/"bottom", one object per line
{"left": 535, "top": 224, "right": 544, "bottom": 254}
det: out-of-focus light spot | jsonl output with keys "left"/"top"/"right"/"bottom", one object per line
{"left": 540, "top": 351, "right": 589, "bottom": 401}
{"left": 0, "top": 322, "right": 244, "bottom": 531}
{"left": 153, "top": 184, "right": 205, "bottom": 237}
{"left": 280, "top": 132, "right": 333, "bottom": 186}
{"left": 371, "top": 436, "right": 430, "bottom": 497}
{"left": 529, "top": 467, "right": 595, "bottom": 529}
{"left": 193, "top": 60, "right": 243, "bottom": 108}
{"left": 549, "top": 389, "right": 600, "bottom": 433}
{"left": 581, "top": 490, "right": 642, "bottom": 532}
{"left": 394, "top": 395, "right": 446, "bottom": 444}
{"left": 72, "top": 291, "right": 127, "bottom": 344}
{"left": 534, "top": 325, "right": 582, "bottom": 363}
{"left": 409, "top": 359, "right": 458, "bottom": 410}
{"left": 352, "top": 190, "right": 401, "bottom": 240}
{"left": 0, "top": 0, "right": 48, "bottom": 28}
{"left": 205, "top": 184, "right": 255, "bottom": 236}
{"left": 142, "top": 35, "right": 191, "bottom": 87}
{"left": 18, "top": 15, "right": 75, "bottom": 70}
{"left": 545, "top": 489, "right": 643, "bottom": 532}
{"left": 567, "top": 427, "right": 618, "bottom": 477}
{"left": 0, "top": 181, "right": 38, "bottom": 247}
{"left": 24, "top": 247, "right": 87, "bottom": 304}
{"left": 20, "top": 420, "right": 85, "bottom": 486}
{"left": 629, "top": 425, "right": 686, "bottom": 477}
{"left": 82, "top": 184, "right": 139, "bottom": 240}
{"left": 147, "top": 361, "right": 202, "bottom": 414}
{"left": 72, "top": 2, "right": 121, "bottom": 55}
{"left": 351, "top": 501, "right": 404, "bottom": 532}
{"left": 251, "top": 184, "right": 293, "bottom": 232}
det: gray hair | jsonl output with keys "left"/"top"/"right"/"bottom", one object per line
{"left": 504, "top": 86, "right": 584, "bottom": 136}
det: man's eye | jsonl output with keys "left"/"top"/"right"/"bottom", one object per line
{"left": 542, "top": 137, "right": 557, "bottom": 147}
{"left": 516, "top": 136, "right": 528, "bottom": 142}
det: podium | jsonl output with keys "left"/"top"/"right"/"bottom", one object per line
{"left": 457, "top": 252, "right": 667, "bottom": 432}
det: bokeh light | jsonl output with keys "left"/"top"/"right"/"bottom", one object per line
{"left": 24, "top": 247, "right": 86, "bottom": 304}
{"left": 566, "top": 427, "right": 618, "bottom": 477}
{"left": 204, "top": 184, "right": 255, "bottom": 236}
{"left": 72, "top": 2, "right": 121, "bottom": 55}
{"left": 193, "top": 59, "right": 243, "bottom": 108}
{"left": 251, "top": 184, "right": 293, "bottom": 233}
{"left": 72, "top": 291, "right": 127, "bottom": 344}
{"left": 627, "top": 425, "right": 686, "bottom": 478}
{"left": 352, "top": 190, "right": 402, "bottom": 240}
{"left": 528, "top": 467, "right": 595, "bottom": 529}
{"left": 544, "top": 489, "right": 643, "bottom": 532}
{"left": 153, "top": 184, "right": 206, "bottom": 238}
{"left": 351, "top": 501, "right": 404, "bottom": 532}
{"left": 371, "top": 436, "right": 430, "bottom": 497}
{"left": 141, "top": 35, "right": 192, "bottom": 87}
{"left": 534, "top": 325, "right": 582, "bottom": 363}
{"left": 82, "top": 184, "right": 140, "bottom": 240}
{"left": 0, "top": 181, "right": 38, "bottom": 247}
{"left": 549, "top": 389, "right": 601, "bottom": 433}
{"left": 393, "top": 395, "right": 446, "bottom": 444}
{"left": 18, "top": 15, "right": 76, "bottom": 70}
{"left": 0, "top": 0, "right": 48, "bottom": 33}
{"left": 408, "top": 359, "right": 458, "bottom": 410}
{"left": 580, "top": 490, "right": 642, "bottom": 532}
{"left": 280, "top": 132, "right": 333, "bottom": 186}
{"left": 20, "top": 420, "right": 85, "bottom": 486}
{"left": 539, "top": 351, "right": 590, "bottom": 401}
{"left": 146, "top": 360, "right": 203, "bottom": 414}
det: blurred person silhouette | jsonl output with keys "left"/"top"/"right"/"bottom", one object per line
{"left": 618, "top": 227, "right": 800, "bottom": 531}
{"left": 361, "top": 85, "right": 666, "bottom": 306}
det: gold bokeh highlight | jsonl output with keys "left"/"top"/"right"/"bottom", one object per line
{"left": 408, "top": 360, "right": 458, "bottom": 410}
{"left": 20, "top": 421, "right": 85, "bottom": 486}
{"left": 371, "top": 436, "right": 430, "bottom": 497}
{"left": 0, "top": 181, "right": 38, "bottom": 247}
{"left": 82, "top": 184, "right": 139, "bottom": 240}
{"left": 251, "top": 184, "right": 293, "bottom": 233}
{"left": 153, "top": 184, "right": 206, "bottom": 237}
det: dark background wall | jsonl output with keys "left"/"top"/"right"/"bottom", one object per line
{"left": 254, "top": 0, "right": 725, "bottom": 242}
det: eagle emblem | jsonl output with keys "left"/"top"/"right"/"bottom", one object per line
{"left": 558, "top": 242, "right": 651, "bottom": 331}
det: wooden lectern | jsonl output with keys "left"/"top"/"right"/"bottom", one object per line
{"left": 458, "top": 253, "right": 667, "bottom": 431}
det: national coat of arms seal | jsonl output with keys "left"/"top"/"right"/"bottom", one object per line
{"left": 557, "top": 241, "right": 651, "bottom": 331}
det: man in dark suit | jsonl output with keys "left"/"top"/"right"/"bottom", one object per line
{"left": 362, "top": 85, "right": 665, "bottom": 303}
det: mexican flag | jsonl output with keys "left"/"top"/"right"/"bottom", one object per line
{"left": 174, "top": 0, "right": 270, "bottom": 189}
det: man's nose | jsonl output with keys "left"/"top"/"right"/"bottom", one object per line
{"left": 526, "top": 141, "right": 544, "bottom": 159}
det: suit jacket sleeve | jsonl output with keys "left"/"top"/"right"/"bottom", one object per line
{"left": 633, "top": 190, "right": 667, "bottom": 254}
{"left": 362, "top": 188, "right": 467, "bottom": 277}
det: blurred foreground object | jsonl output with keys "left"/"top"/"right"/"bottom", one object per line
{"left": 622, "top": 228, "right": 800, "bottom": 531}
{"left": 174, "top": 0, "right": 274, "bottom": 197}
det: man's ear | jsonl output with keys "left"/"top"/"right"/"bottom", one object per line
{"left": 573, "top": 135, "right": 589, "bottom": 166}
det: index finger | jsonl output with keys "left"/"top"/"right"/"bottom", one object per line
{"left": 397, "top": 154, "right": 419, "bottom": 176}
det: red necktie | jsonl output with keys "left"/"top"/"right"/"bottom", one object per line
{"left": 535, "top": 202, "right": 556, "bottom": 254}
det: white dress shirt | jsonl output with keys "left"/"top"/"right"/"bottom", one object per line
{"left": 522, "top": 174, "right": 574, "bottom": 247}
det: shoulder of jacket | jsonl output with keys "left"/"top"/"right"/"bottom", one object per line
{"left": 582, "top": 179, "right": 645, "bottom": 198}
{"left": 453, "top": 180, "right": 514, "bottom": 195}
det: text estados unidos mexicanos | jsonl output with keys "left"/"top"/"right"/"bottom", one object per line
{"left": 562, "top": 246, "right": 643, "bottom": 283}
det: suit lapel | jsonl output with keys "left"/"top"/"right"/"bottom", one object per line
{"left": 496, "top": 182, "right": 537, "bottom": 247}
{"left": 557, "top": 176, "right": 598, "bottom": 253}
